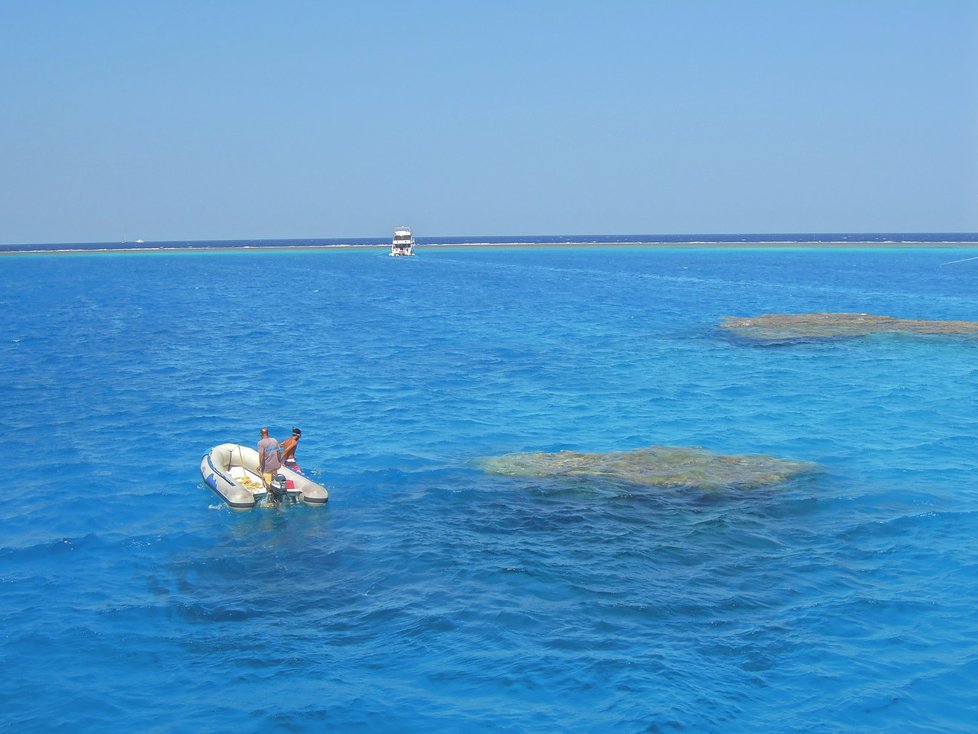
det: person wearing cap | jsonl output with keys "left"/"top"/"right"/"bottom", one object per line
{"left": 280, "top": 427, "right": 302, "bottom": 470}
{"left": 257, "top": 427, "right": 282, "bottom": 486}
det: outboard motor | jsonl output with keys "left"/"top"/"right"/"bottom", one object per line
{"left": 268, "top": 473, "right": 291, "bottom": 504}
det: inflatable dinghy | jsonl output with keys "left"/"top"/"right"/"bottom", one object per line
{"left": 200, "top": 443, "right": 329, "bottom": 509}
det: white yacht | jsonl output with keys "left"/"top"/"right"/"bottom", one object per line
{"left": 390, "top": 227, "right": 415, "bottom": 256}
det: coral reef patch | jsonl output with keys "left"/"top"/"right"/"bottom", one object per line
{"left": 478, "top": 445, "right": 816, "bottom": 490}
{"left": 720, "top": 313, "right": 978, "bottom": 341}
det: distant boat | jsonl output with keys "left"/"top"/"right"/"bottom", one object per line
{"left": 390, "top": 227, "right": 415, "bottom": 256}
{"left": 135, "top": 240, "right": 145, "bottom": 244}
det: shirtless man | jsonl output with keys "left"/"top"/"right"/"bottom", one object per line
{"left": 279, "top": 427, "right": 302, "bottom": 470}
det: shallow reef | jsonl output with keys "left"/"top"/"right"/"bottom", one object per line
{"left": 720, "top": 312, "right": 978, "bottom": 341}
{"left": 478, "top": 445, "right": 817, "bottom": 490}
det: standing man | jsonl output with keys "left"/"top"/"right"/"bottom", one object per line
{"left": 280, "top": 427, "right": 302, "bottom": 471}
{"left": 257, "top": 427, "right": 281, "bottom": 487}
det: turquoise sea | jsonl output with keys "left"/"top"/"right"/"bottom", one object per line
{"left": 1, "top": 244, "right": 977, "bottom": 732}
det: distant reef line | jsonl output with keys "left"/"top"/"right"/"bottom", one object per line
{"left": 3, "top": 240, "right": 978, "bottom": 255}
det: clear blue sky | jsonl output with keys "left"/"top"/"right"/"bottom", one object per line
{"left": 2, "top": 0, "right": 976, "bottom": 244}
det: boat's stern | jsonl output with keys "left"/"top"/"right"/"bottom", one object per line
{"left": 278, "top": 465, "right": 329, "bottom": 505}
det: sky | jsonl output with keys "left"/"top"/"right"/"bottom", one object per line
{"left": 1, "top": 0, "right": 977, "bottom": 244}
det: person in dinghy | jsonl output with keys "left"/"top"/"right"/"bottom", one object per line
{"left": 279, "top": 427, "right": 302, "bottom": 473}
{"left": 257, "top": 427, "right": 282, "bottom": 487}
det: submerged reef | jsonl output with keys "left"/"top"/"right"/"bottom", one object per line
{"left": 721, "top": 312, "right": 978, "bottom": 341}
{"left": 479, "top": 445, "right": 816, "bottom": 490}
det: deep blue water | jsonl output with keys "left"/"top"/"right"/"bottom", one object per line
{"left": 1, "top": 246, "right": 977, "bottom": 732}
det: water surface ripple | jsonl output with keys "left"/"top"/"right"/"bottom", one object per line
{"left": 1, "top": 247, "right": 976, "bottom": 732}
